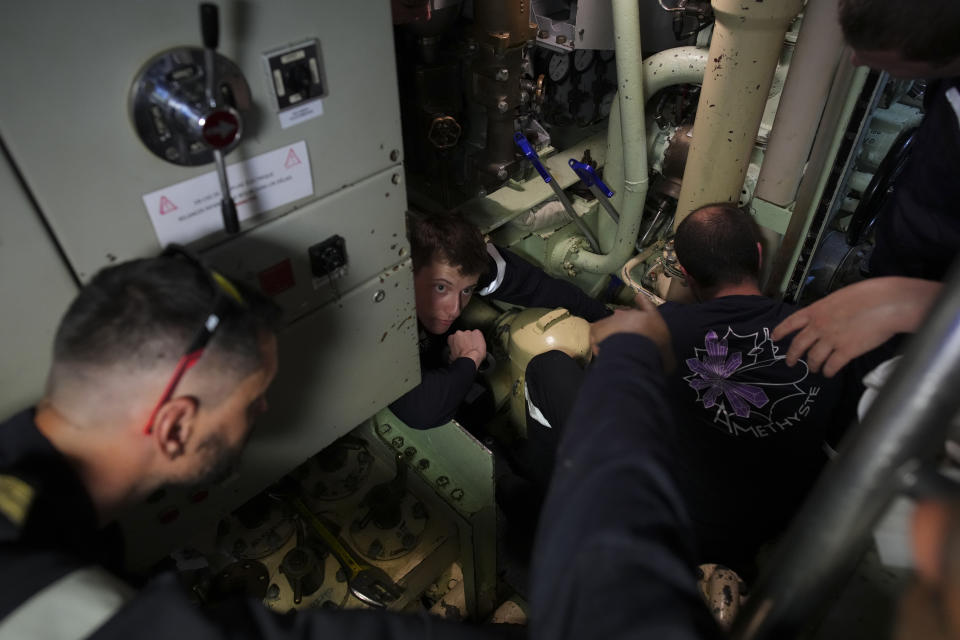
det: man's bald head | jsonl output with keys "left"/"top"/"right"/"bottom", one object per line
{"left": 674, "top": 203, "right": 761, "bottom": 296}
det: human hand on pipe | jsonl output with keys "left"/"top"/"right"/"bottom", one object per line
{"left": 589, "top": 297, "right": 675, "bottom": 372}
{"left": 773, "top": 277, "right": 941, "bottom": 377}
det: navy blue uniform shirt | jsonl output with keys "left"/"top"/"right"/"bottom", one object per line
{"left": 870, "top": 78, "right": 960, "bottom": 280}
{"left": 531, "top": 334, "right": 722, "bottom": 640}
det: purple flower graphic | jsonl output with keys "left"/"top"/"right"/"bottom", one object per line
{"left": 686, "top": 331, "right": 769, "bottom": 418}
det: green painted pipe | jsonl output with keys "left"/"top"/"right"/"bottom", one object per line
{"left": 566, "top": 40, "right": 707, "bottom": 274}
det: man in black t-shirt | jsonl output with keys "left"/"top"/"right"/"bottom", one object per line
{"left": 526, "top": 203, "right": 873, "bottom": 578}
{"left": 657, "top": 203, "right": 864, "bottom": 578}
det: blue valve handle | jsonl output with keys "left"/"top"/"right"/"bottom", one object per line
{"left": 568, "top": 159, "right": 614, "bottom": 198}
{"left": 514, "top": 132, "right": 552, "bottom": 183}
{"left": 571, "top": 158, "right": 620, "bottom": 224}
{"left": 513, "top": 133, "right": 601, "bottom": 252}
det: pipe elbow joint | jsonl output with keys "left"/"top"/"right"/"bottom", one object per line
{"left": 547, "top": 235, "right": 584, "bottom": 275}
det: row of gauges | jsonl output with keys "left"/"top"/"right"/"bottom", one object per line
{"left": 546, "top": 48, "right": 615, "bottom": 83}
{"left": 539, "top": 48, "right": 617, "bottom": 127}
{"left": 174, "top": 432, "right": 459, "bottom": 614}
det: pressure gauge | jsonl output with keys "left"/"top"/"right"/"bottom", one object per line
{"left": 547, "top": 52, "right": 571, "bottom": 82}
{"left": 574, "top": 49, "right": 595, "bottom": 72}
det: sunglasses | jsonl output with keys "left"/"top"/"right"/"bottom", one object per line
{"left": 143, "top": 245, "right": 246, "bottom": 435}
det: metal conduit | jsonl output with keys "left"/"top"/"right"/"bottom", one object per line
{"left": 564, "top": 0, "right": 648, "bottom": 275}
{"left": 561, "top": 46, "right": 707, "bottom": 275}
{"left": 732, "top": 261, "right": 960, "bottom": 639}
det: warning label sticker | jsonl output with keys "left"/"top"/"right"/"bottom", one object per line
{"left": 142, "top": 140, "right": 314, "bottom": 246}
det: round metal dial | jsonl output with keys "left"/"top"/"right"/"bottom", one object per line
{"left": 547, "top": 52, "right": 571, "bottom": 82}
{"left": 129, "top": 46, "right": 251, "bottom": 166}
{"left": 574, "top": 49, "right": 595, "bottom": 72}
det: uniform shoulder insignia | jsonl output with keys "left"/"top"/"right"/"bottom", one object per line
{"left": 0, "top": 474, "right": 35, "bottom": 528}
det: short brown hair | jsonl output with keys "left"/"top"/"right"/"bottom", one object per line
{"left": 839, "top": 0, "right": 960, "bottom": 65}
{"left": 406, "top": 211, "right": 488, "bottom": 275}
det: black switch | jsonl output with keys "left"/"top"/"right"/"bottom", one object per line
{"left": 265, "top": 41, "right": 326, "bottom": 111}
{"left": 308, "top": 235, "right": 347, "bottom": 278}
{"left": 284, "top": 61, "right": 313, "bottom": 97}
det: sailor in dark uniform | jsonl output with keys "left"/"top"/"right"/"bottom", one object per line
{"left": 0, "top": 247, "right": 496, "bottom": 639}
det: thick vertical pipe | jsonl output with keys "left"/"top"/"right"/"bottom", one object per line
{"left": 563, "top": 46, "right": 706, "bottom": 274}
{"left": 755, "top": 0, "right": 846, "bottom": 206}
{"left": 566, "top": 0, "right": 648, "bottom": 274}
{"left": 674, "top": 0, "right": 804, "bottom": 229}
{"left": 605, "top": 47, "right": 707, "bottom": 211}
{"left": 733, "top": 263, "right": 960, "bottom": 640}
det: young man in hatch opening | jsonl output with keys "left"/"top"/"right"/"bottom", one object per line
{"left": 388, "top": 211, "right": 611, "bottom": 431}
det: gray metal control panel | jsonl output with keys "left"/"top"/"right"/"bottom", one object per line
{"left": 0, "top": 0, "right": 419, "bottom": 563}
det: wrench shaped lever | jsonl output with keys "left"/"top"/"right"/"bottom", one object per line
{"left": 286, "top": 496, "right": 404, "bottom": 608}
{"left": 268, "top": 482, "right": 404, "bottom": 608}
{"left": 569, "top": 159, "right": 620, "bottom": 224}
{"left": 514, "top": 133, "right": 601, "bottom": 252}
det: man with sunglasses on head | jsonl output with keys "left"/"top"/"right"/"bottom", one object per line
{"left": 0, "top": 248, "right": 497, "bottom": 639}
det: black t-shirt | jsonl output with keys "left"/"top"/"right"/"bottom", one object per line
{"left": 870, "top": 77, "right": 960, "bottom": 280}
{"left": 659, "top": 296, "right": 855, "bottom": 570}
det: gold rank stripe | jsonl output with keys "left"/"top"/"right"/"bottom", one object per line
{"left": 0, "top": 475, "right": 35, "bottom": 527}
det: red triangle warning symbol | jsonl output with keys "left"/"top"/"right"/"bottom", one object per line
{"left": 159, "top": 196, "right": 178, "bottom": 215}
{"left": 284, "top": 148, "right": 302, "bottom": 169}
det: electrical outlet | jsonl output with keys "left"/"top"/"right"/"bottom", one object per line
{"left": 308, "top": 235, "right": 347, "bottom": 279}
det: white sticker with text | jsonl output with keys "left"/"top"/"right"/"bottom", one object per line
{"left": 142, "top": 140, "right": 314, "bottom": 246}
{"left": 278, "top": 99, "right": 324, "bottom": 129}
